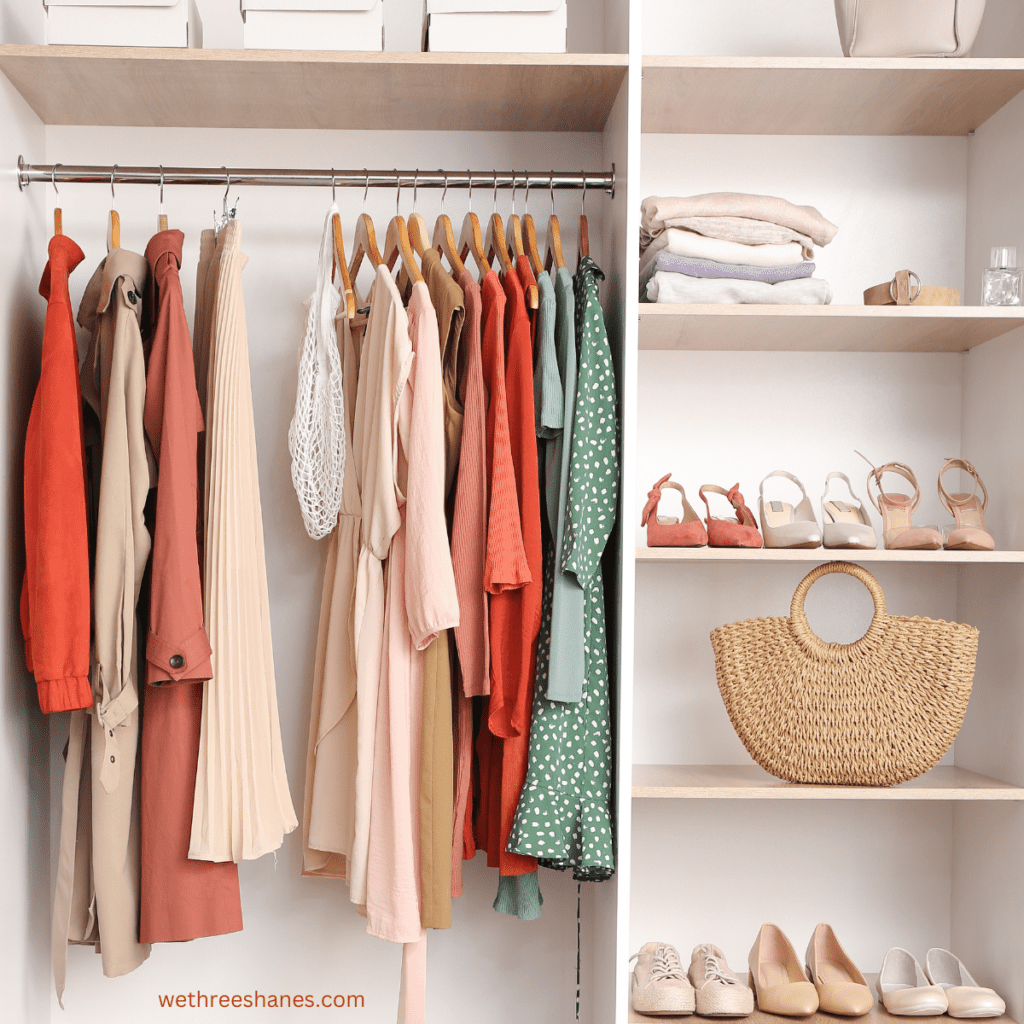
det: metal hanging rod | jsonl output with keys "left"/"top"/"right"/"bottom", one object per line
{"left": 18, "top": 158, "right": 615, "bottom": 197}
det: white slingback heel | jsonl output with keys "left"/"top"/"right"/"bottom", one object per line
{"left": 821, "top": 472, "right": 877, "bottom": 550}
{"left": 758, "top": 471, "right": 822, "bottom": 549}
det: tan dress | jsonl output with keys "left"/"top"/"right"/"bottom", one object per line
{"left": 302, "top": 295, "right": 367, "bottom": 879}
{"left": 52, "top": 249, "right": 152, "bottom": 1003}
{"left": 416, "top": 249, "right": 465, "bottom": 930}
{"left": 191, "top": 221, "right": 297, "bottom": 863}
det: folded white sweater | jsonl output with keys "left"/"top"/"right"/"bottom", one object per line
{"left": 647, "top": 272, "right": 833, "bottom": 305}
{"left": 641, "top": 229, "right": 807, "bottom": 271}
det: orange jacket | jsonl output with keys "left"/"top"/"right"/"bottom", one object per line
{"left": 21, "top": 234, "right": 93, "bottom": 713}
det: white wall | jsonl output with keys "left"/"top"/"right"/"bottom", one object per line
{"left": 0, "top": 62, "right": 49, "bottom": 1024}
{"left": 643, "top": 0, "right": 842, "bottom": 56}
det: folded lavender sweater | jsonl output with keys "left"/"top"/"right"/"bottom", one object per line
{"left": 640, "top": 251, "right": 815, "bottom": 298}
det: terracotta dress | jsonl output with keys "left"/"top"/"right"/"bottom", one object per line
{"left": 53, "top": 248, "right": 152, "bottom": 1003}
{"left": 191, "top": 221, "right": 297, "bottom": 863}
{"left": 139, "top": 229, "right": 242, "bottom": 943}
{"left": 301, "top": 295, "right": 367, "bottom": 880}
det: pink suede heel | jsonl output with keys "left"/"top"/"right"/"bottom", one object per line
{"left": 699, "top": 484, "right": 763, "bottom": 548}
{"left": 641, "top": 474, "right": 708, "bottom": 547}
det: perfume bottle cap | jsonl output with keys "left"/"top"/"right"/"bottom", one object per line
{"left": 991, "top": 246, "right": 1017, "bottom": 269}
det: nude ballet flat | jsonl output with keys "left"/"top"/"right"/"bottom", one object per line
{"left": 877, "top": 948, "right": 948, "bottom": 1016}
{"left": 758, "top": 471, "right": 822, "bottom": 549}
{"left": 924, "top": 949, "right": 1005, "bottom": 1018}
{"left": 938, "top": 459, "right": 995, "bottom": 552}
{"left": 822, "top": 472, "right": 877, "bottom": 550}
{"left": 805, "top": 923, "right": 873, "bottom": 1017}
{"left": 859, "top": 454, "right": 943, "bottom": 551}
{"left": 748, "top": 924, "right": 818, "bottom": 1017}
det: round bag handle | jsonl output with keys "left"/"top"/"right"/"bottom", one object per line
{"left": 789, "top": 561, "right": 887, "bottom": 659}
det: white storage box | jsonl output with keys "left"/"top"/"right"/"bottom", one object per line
{"left": 242, "top": 0, "right": 383, "bottom": 51}
{"left": 44, "top": 0, "right": 201, "bottom": 47}
{"left": 426, "top": 0, "right": 567, "bottom": 53}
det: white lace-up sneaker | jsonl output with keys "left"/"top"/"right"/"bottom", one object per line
{"left": 630, "top": 941, "right": 696, "bottom": 1015}
{"left": 689, "top": 943, "right": 755, "bottom": 1017}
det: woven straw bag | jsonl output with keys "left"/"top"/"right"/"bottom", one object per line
{"left": 710, "top": 561, "right": 979, "bottom": 787}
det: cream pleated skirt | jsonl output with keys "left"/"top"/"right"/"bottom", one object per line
{"left": 191, "top": 220, "right": 297, "bottom": 863}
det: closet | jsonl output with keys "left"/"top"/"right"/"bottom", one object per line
{"left": 4, "top": 0, "right": 1024, "bottom": 1022}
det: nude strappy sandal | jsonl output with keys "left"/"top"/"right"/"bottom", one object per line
{"left": 699, "top": 483, "right": 763, "bottom": 548}
{"left": 641, "top": 474, "right": 708, "bottom": 547}
{"left": 758, "top": 471, "right": 822, "bottom": 549}
{"left": 938, "top": 458, "right": 995, "bottom": 551}
{"left": 821, "top": 472, "right": 877, "bottom": 550}
{"left": 859, "top": 454, "right": 943, "bottom": 551}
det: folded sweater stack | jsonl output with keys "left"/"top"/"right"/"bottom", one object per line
{"left": 640, "top": 193, "right": 838, "bottom": 305}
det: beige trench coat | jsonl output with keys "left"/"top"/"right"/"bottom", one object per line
{"left": 53, "top": 248, "right": 152, "bottom": 1003}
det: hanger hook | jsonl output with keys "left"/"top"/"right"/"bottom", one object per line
{"left": 493, "top": 169, "right": 498, "bottom": 212}
{"left": 524, "top": 172, "right": 529, "bottom": 216}
{"left": 51, "top": 163, "right": 60, "bottom": 197}
{"left": 110, "top": 165, "right": 117, "bottom": 205}
{"left": 511, "top": 171, "right": 517, "bottom": 218}
{"left": 440, "top": 169, "right": 448, "bottom": 216}
{"left": 395, "top": 169, "right": 400, "bottom": 217}
{"left": 550, "top": 170, "right": 555, "bottom": 217}
{"left": 222, "top": 168, "right": 230, "bottom": 212}
{"left": 581, "top": 170, "right": 586, "bottom": 217}
{"left": 363, "top": 169, "right": 370, "bottom": 209}
{"left": 467, "top": 169, "right": 472, "bottom": 213}
{"left": 331, "top": 168, "right": 336, "bottom": 203}
{"left": 159, "top": 165, "right": 164, "bottom": 205}
{"left": 413, "top": 169, "right": 418, "bottom": 213}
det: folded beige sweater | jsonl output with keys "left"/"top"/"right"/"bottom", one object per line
{"left": 641, "top": 215, "right": 815, "bottom": 253}
{"left": 641, "top": 194, "right": 838, "bottom": 248}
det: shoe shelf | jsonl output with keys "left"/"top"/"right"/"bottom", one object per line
{"left": 0, "top": 45, "right": 627, "bottom": 132}
{"left": 637, "top": 306, "right": 1024, "bottom": 354}
{"left": 629, "top": 976, "right": 1019, "bottom": 1023}
{"left": 636, "top": 547, "right": 1024, "bottom": 564}
{"left": 631, "top": 765, "right": 1024, "bottom": 802}
{"left": 640, "top": 56, "right": 1024, "bottom": 135}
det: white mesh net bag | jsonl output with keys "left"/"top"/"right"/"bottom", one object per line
{"left": 288, "top": 205, "right": 345, "bottom": 540}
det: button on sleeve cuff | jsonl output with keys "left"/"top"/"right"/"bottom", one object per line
{"left": 146, "top": 625, "right": 213, "bottom": 685}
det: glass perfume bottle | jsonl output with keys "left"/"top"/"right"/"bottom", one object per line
{"left": 982, "top": 247, "right": 1023, "bottom": 306}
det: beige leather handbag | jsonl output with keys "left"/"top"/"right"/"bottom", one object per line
{"left": 835, "top": 0, "right": 986, "bottom": 57}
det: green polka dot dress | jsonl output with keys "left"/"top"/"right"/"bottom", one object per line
{"left": 507, "top": 256, "right": 618, "bottom": 882}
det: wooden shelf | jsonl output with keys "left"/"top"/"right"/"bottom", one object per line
{"left": 0, "top": 45, "right": 627, "bottom": 132}
{"left": 630, "top": 976, "right": 1019, "bottom": 1023}
{"left": 638, "top": 305, "right": 1024, "bottom": 353}
{"left": 636, "top": 547, "right": 1024, "bottom": 564}
{"left": 633, "top": 765, "right": 1024, "bottom": 801}
{"left": 641, "top": 56, "right": 1024, "bottom": 135}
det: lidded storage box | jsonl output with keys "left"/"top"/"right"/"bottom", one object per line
{"left": 425, "top": 0, "right": 567, "bottom": 53}
{"left": 44, "top": 0, "right": 202, "bottom": 46}
{"left": 242, "top": 0, "right": 384, "bottom": 51}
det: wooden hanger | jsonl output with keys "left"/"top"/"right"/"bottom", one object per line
{"left": 106, "top": 165, "right": 120, "bottom": 252}
{"left": 484, "top": 172, "right": 513, "bottom": 279}
{"left": 407, "top": 173, "right": 431, "bottom": 257}
{"left": 432, "top": 171, "right": 465, "bottom": 275}
{"left": 544, "top": 172, "right": 565, "bottom": 272}
{"left": 157, "top": 166, "right": 168, "bottom": 232}
{"left": 383, "top": 174, "right": 423, "bottom": 286}
{"left": 348, "top": 172, "right": 382, "bottom": 281}
{"left": 506, "top": 172, "right": 538, "bottom": 309}
{"left": 458, "top": 171, "right": 488, "bottom": 278}
{"left": 578, "top": 170, "right": 590, "bottom": 260}
{"left": 51, "top": 165, "right": 62, "bottom": 236}
{"left": 522, "top": 176, "right": 544, "bottom": 277}
{"left": 329, "top": 175, "right": 355, "bottom": 320}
